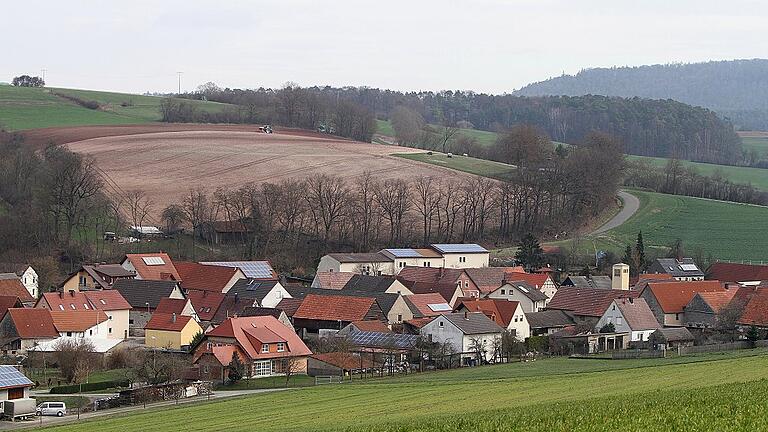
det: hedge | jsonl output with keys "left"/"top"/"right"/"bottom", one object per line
{"left": 49, "top": 380, "right": 129, "bottom": 394}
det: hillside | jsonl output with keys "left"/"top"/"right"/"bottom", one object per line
{"left": 41, "top": 350, "right": 768, "bottom": 432}
{"left": 514, "top": 59, "right": 768, "bottom": 130}
{"left": 0, "top": 85, "right": 229, "bottom": 131}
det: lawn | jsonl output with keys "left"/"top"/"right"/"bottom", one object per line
{"left": 42, "top": 350, "right": 768, "bottom": 431}
{"left": 590, "top": 189, "right": 768, "bottom": 262}
{"left": 376, "top": 119, "right": 499, "bottom": 147}
{"left": 626, "top": 154, "right": 768, "bottom": 192}
{"left": 0, "top": 85, "right": 229, "bottom": 131}
{"left": 394, "top": 152, "right": 516, "bottom": 180}
{"left": 741, "top": 135, "right": 768, "bottom": 158}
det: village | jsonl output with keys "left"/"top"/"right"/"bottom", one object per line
{"left": 0, "top": 241, "right": 764, "bottom": 424}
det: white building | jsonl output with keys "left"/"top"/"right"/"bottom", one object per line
{"left": 0, "top": 264, "right": 38, "bottom": 299}
{"left": 595, "top": 298, "right": 661, "bottom": 343}
{"left": 317, "top": 244, "right": 490, "bottom": 275}
{"left": 420, "top": 312, "right": 504, "bottom": 364}
{"left": 486, "top": 281, "right": 549, "bottom": 313}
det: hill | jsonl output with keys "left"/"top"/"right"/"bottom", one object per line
{"left": 0, "top": 85, "right": 229, "bottom": 131}
{"left": 41, "top": 350, "right": 768, "bottom": 432}
{"left": 513, "top": 59, "right": 768, "bottom": 130}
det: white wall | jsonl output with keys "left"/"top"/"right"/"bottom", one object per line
{"left": 442, "top": 253, "right": 489, "bottom": 269}
{"left": 461, "top": 333, "right": 500, "bottom": 362}
{"left": 420, "top": 316, "right": 464, "bottom": 355}
{"left": 486, "top": 285, "right": 543, "bottom": 313}
{"left": 104, "top": 309, "right": 130, "bottom": 339}
{"left": 507, "top": 304, "right": 530, "bottom": 340}
{"left": 260, "top": 283, "right": 292, "bottom": 308}
{"left": 20, "top": 267, "right": 38, "bottom": 299}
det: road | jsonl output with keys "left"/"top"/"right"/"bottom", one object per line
{"left": 591, "top": 190, "right": 640, "bottom": 235}
{"left": 0, "top": 388, "right": 288, "bottom": 430}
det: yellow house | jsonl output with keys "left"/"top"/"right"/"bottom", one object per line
{"left": 144, "top": 313, "right": 202, "bottom": 350}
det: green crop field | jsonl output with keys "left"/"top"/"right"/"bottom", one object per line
{"left": 590, "top": 189, "right": 768, "bottom": 261}
{"left": 741, "top": 136, "right": 768, "bottom": 158}
{"left": 377, "top": 119, "right": 499, "bottom": 146}
{"left": 0, "top": 85, "right": 229, "bottom": 131}
{"left": 395, "top": 152, "right": 516, "bottom": 180}
{"left": 626, "top": 154, "right": 768, "bottom": 192}
{"left": 42, "top": 350, "right": 768, "bottom": 432}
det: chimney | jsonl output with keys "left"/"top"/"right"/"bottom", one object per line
{"left": 612, "top": 263, "right": 630, "bottom": 290}
{"left": 59, "top": 291, "right": 64, "bottom": 299}
{"left": 464, "top": 311, "right": 469, "bottom": 320}
{"left": 172, "top": 313, "right": 177, "bottom": 323}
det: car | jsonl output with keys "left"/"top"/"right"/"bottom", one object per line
{"left": 36, "top": 402, "right": 66, "bottom": 417}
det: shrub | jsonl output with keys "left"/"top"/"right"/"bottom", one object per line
{"left": 49, "top": 380, "right": 129, "bottom": 394}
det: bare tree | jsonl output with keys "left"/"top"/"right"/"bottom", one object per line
{"left": 126, "top": 190, "right": 153, "bottom": 236}
{"left": 411, "top": 176, "right": 440, "bottom": 244}
{"left": 282, "top": 357, "right": 304, "bottom": 387}
{"left": 51, "top": 338, "right": 96, "bottom": 383}
{"left": 439, "top": 124, "right": 460, "bottom": 154}
{"left": 182, "top": 188, "right": 211, "bottom": 259}
{"left": 305, "top": 174, "right": 348, "bottom": 241}
{"left": 374, "top": 178, "right": 410, "bottom": 244}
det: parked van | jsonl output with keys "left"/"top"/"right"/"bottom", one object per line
{"left": 36, "top": 402, "right": 66, "bottom": 417}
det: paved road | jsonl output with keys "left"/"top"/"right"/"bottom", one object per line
{"left": 0, "top": 388, "right": 288, "bottom": 430}
{"left": 591, "top": 190, "right": 640, "bottom": 235}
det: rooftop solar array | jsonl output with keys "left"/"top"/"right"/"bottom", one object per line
{"left": 427, "top": 303, "right": 452, "bottom": 312}
{"left": 680, "top": 264, "right": 699, "bottom": 272}
{"left": 142, "top": 256, "right": 165, "bottom": 266}
{"left": 202, "top": 261, "right": 275, "bottom": 279}
{"left": 345, "top": 330, "right": 420, "bottom": 349}
{"left": 430, "top": 244, "right": 488, "bottom": 254}
{"left": 0, "top": 365, "right": 33, "bottom": 389}
{"left": 383, "top": 248, "right": 423, "bottom": 258}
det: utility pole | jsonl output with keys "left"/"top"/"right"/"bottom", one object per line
{"left": 41, "top": 68, "right": 47, "bottom": 83}
{"left": 176, "top": 71, "right": 183, "bottom": 94}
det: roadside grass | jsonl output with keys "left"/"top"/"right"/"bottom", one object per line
{"left": 41, "top": 351, "right": 768, "bottom": 432}
{"left": 394, "top": 152, "right": 515, "bottom": 180}
{"left": 0, "top": 86, "right": 229, "bottom": 131}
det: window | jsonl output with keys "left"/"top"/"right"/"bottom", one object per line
{"left": 108, "top": 327, "right": 112, "bottom": 334}
{"left": 439, "top": 321, "right": 444, "bottom": 327}
{"left": 616, "top": 317, "right": 622, "bottom": 326}
{"left": 423, "top": 262, "right": 428, "bottom": 267}
{"left": 129, "top": 319, "right": 134, "bottom": 324}
{"left": 89, "top": 330, "right": 93, "bottom": 336}
{"left": 277, "top": 342, "right": 285, "bottom": 352}
{"left": 612, "top": 305, "right": 616, "bottom": 311}
{"left": 66, "top": 332, "right": 72, "bottom": 337}
{"left": 501, "top": 289, "right": 506, "bottom": 295}
{"left": 70, "top": 304, "right": 76, "bottom": 310}
{"left": 203, "top": 365, "right": 210, "bottom": 374}
{"left": 58, "top": 305, "right": 64, "bottom": 311}
{"left": 262, "top": 344, "right": 270, "bottom": 353}
{"left": 397, "top": 314, "right": 403, "bottom": 322}
{"left": 253, "top": 360, "right": 271, "bottom": 376}
{"left": 84, "top": 304, "right": 90, "bottom": 309}
{"left": 426, "top": 262, "right": 431, "bottom": 267}
{"left": 100, "top": 299, "right": 107, "bottom": 305}
{"left": 675, "top": 313, "right": 680, "bottom": 320}
{"left": 108, "top": 315, "right": 112, "bottom": 320}
{"left": 464, "top": 281, "right": 468, "bottom": 288}
{"left": 207, "top": 342, "right": 213, "bottom": 349}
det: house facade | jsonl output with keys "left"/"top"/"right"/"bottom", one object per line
{"left": 420, "top": 312, "right": 503, "bottom": 363}
{"left": 145, "top": 313, "right": 203, "bottom": 350}
{"left": 594, "top": 298, "right": 661, "bottom": 342}
{"left": 316, "top": 244, "right": 490, "bottom": 275}
{"left": 486, "top": 281, "right": 548, "bottom": 313}
{"left": 0, "top": 264, "right": 38, "bottom": 299}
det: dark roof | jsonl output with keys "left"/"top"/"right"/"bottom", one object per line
{"left": 653, "top": 327, "right": 695, "bottom": 342}
{"left": 707, "top": 262, "right": 768, "bottom": 283}
{"left": 547, "top": 286, "right": 640, "bottom": 317}
{"left": 227, "top": 279, "right": 280, "bottom": 303}
{"left": 505, "top": 281, "right": 549, "bottom": 302}
{"left": 240, "top": 307, "right": 284, "bottom": 319}
{"left": 0, "top": 296, "right": 22, "bottom": 320}
{"left": 327, "top": 252, "right": 391, "bottom": 263}
{"left": 343, "top": 274, "right": 397, "bottom": 293}
{"left": 0, "top": 264, "right": 29, "bottom": 277}
{"left": 111, "top": 279, "right": 181, "bottom": 309}
{"left": 525, "top": 310, "right": 575, "bottom": 329}
{"left": 562, "top": 275, "right": 612, "bottom": 290}
{"left": 155, "top": 298, "right": 190, "bottom": 315}
{"left": 649, "top": 258, "right": 705, "bottom": 278}
{"left": 430, "top": 244, "right": 487, "bottom": 254}
{"left": 344, "top": 330, "right": 420, "bottom": 349}
{"left": 440, "top": 312, "right": 504, "bottom": 335}
{"left": 211, "top": 296, "right": 258, "bottom": 324}
{"left": 614, "top": 298, "right": 661, "bottom": 330}
{"left": 87, "top": 264, "right": 135, "bottom": 278}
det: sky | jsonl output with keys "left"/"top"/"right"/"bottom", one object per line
{"left": 3, "top": 0, "right": 767, "bottom": 95}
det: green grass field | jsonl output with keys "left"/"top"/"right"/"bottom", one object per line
{"left": 395, "top": 152, "right": 516, "bottom": 180}
{"left": 741, "top": 135, "right": 768, "bottom": 158}
{"left": 0, "top": 85, "right": 228, "bottom": 130}
{"left": 42, "top": 349, "right": 768, "bottom": 431}
{"left": 626, "top": 154, "right": 768, "bottom": 191}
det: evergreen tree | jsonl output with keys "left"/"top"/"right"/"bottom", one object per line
{"left": 635, "top": 231, "right": 646, "bottom": 271}
{"left": 747, "top": 326, "right": 760, "bottom": 344}
{"left": 515, "top": 233, "right": 545, "bottom": 271}
{"left": 228, "top": 352, "right": 244, "bottom": 384}
{"left": 622, "top": 245, "right": 635, "bottom": 276}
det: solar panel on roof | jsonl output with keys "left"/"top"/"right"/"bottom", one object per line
{"left": 431, "top": 244, "right": 487, "bottom": 254}
{"left": 202, "top": 261, "right": 275, "bottom": 279}
{"left": 345, "top": 330, "right": 419, "bottom": 349}
{"left": 427, "top": 303, "right": 452, "bottom": 312}
{"left": 142, "top": 256, "right": 165, "bottom": 266}
{"left": 680, "top": 264, "right": 699, "bottom": 272}
{"left": 384, "top": 248, "right": 422, "bottom": 258}
{"left": 0, "top": 366, "right": 33, "bottom": 388}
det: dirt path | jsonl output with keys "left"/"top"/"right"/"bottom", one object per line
{"left": 591, "top": 190, "right": 640, "bottom": 235}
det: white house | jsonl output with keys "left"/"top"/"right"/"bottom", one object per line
{"left": 50, "top": 310, "right": 111, "bottom": 339}
{"left": 316, "top": 244, "right": 490, "bottom": 275}
{"left": 595, "top": 298, "right": 661, "bottom": 342}
{"left": 486, "top": 281, "right": 548, "bottom": 313}
{"left": 420, "top": 312, "right": 503, "bottom": 364}
{"left": 455, "top": 299, "right": 531, "bottom": 340}
{"left": 227, "top": 279, "right": 292, "bottom": 309}
{"left": 0, "top": 264, "right": 38, "bottom": 299}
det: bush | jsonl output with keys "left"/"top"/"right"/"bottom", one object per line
{"left": 49, "top": 380, "right": 129, "bottom": 394}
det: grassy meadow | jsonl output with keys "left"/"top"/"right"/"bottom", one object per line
{"left": 42, "top": 349, "right": 768, "bottom": 432}
{"left": 626, "top": 154, "right": 768, "bottom": 191}
{"left": 741, "top": 135, "right": 768, "bottom": 158}
{"left": 395, "top": 152, "right": 516, "bottom": 180}
{"left": 0, "top": 85, "right": 228, "bottom": 130}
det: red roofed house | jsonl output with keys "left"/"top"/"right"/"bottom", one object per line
{"left": 397, "top": 267, "right": 470, "bottom": 306}
{"left": 155, "top": 298, "right": 199, "bottom": 322}
{"left": 547, "top": 286, "right": 640, "bottom": 323}
{"left": 59, "top": 263, "right": 135, "bottom": 293}
{"left": 503, "top": 272, "right": 558, "bottom": 302}
{"left": 175, "top": 262, "right": 245, "bottom": 294}
{"left": 50, "top": 310, "right": 110, "bottom": 338}
{"left": 121, "top": 253, "right": 180, "bottom": 281}
{"left": 145, "top": 313, "right": 203, "bottom": 350}
{"left": 36, "top": 290, "right": 132, "bottom": 339}
{"left": 737, "top": 287, "right": 768, "bottom": 329}
{"left": 292, "top": 294, "right": 385, "bottom": 338}
{"left": 639, "top": 280, "right": 725, "bottom": 327}
{"left": 311, "top": 272, "right": 356, "bottom": 290}
{"left": 0, "top": 279, "right": 35, "bottom": 306}
{"left": 339, "top": 320, "right": 392, "bottom": 334}
{"left": 706, "top": 262, "right": 768, "bottom": 285}
{"left": 186, "top": 290, "right": 226, "bottom": 323}
{"left": 0, "top": 296, "right": 23, "bottom": 321}
{"left": 404, "top": 293, "right": 453, "bottom": 318}
{"left": 683, "top": 290, "right": 739, "bottom": 328}
{"left": 0, "top": 309, "right": 59, "bottom": 355}
{"left": 193, "top": 316, "right": 311, "bottom": 381}
{"left": 455, "top": 299, "right": 530, "bottom": 339}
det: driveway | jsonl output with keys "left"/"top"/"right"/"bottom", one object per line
{"left": 591, "top": 190, "right": 640, "bottom": 235}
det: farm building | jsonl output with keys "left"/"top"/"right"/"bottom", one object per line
{"left": 316, "top": 244, "right": 490, "bottom": 275}
{"left": 175, "top": 262, "right": 245, "bottom": 294}
{"left": 485, "top": 281, "right": 548, "bottom": 313}
{"left": 0, "top": 365, "right": 33, "bottom": 403}
{"left": 0, "top": 309, "right": 59, "bottom": 355}
{"left": 0, "top": 264, "right": 38, "bottom": 299}
{"left": 59, "top": 263, "right": 135, "bottom": 292}
{"left": 638, "top": 280, "right": 725, "bottom": 326}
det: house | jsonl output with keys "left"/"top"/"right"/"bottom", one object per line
{"left": 650, "top": 327, "right": 695, "bottom": 349}
{"left": 200, "top": 261, "right": 278, "bottom": 280}
{"left": 0, "top": 264, "right": 38, "bottom": 299}
{"left": 381, "top": 248, "right": 445, "bottom": 272}
{"left": 59, "top": 263, "right": 135, "bottom": 292}
{"left": 292, "top": 294, "right": 385, "bottom": 338}
{"left": 647, "top": 258, "right": 705, "bottom": 281}
{"left": 525, "top": 310, "right": 575, "bottom": 336}
{"left": 342, "top": 331, "right": 420, "bottom": 356}
{"left": 226, "top": 279, "right": 292, "bottom": 309}
{"left": 402, "top": 293, "right": 453, "bottom": 326}
{"left": 316, "top": 244, "right": 490, "bottom": 275}
{"left": 130, "top": 225, "right": 163, "bottom": 238}
{"left": 120, "top": 253, "right": 181, "bottom": 281}
{"left": 145, "top": 313, "right": 203, "bottom": 350}
{"left": 639, "top": 280, "right": 725, "bottom": 326}
{"left": 561, "top": 276, "right": 612, "bottom": 290}
{"left": 341, "top": 274, "right": 413, "bottom": 295}
{"left": 420, "top": 312, "right": 503, "bottom": 364}
{"left": 338, "top": 320, "right": 392, "bottom": 334}
{"left": 186, "top": 290, "right": 226, "bottom": 323}
{"left": 503, "top": 271, "right": 559, "bottom": 301}
{"left": 36, "top": 290, "right": 132, "bottom": 340}
{"left": 0, "top": 296, "right": 23, "bottom": 322}
{"left": 397, "top": 267, "right": 469, "bottom": 306}
{"left": 307, "top": 352, "right": 374, "bottom": 377}
{"left": 0, "top": 309, "right": 59, "bottom": 355}
{"left": 402, "top": 317, "right": 436, "bottom": 334}
{"left": 594, "top": 298, "right": 661, "bottom": 343}
{"left": 0, "top": 278, "right": 35, "bottom": 306}
{"left": 736, "top": 287, "right": 768, "bottom": 329}
{"left": 175, "top": 262, "right": 245, "bottom": 294}
{"left": 683, "top": 290, "right": 738, "bottom": 328}
{"left": 485, "top": 281, "right": 548, "bottom": 313}
{"left": 311, "top": 272, "right": 356, "bottom": 290}
{"left": 193, "top": 316, "right": 312, "bottom": 381}
{"left": 317, "top": 252, "right": 394, "bottom": 275}
{"left": 111, "top": 279, "right": 185, "bottom": 336}
{"left": 546, "top": 286, "right": 640, "bottom": 323}
{"left": 706, "top": 262, "right": 768, "bottom": 285}
{"left": 155, "top": 298, "right": 199, "bottom": 322}
{"left": 465, "top": 268, "right": 558, "bottom": 301}
{"left": 0, "top": 365, "right": 33, "bottom": 402}
{"left": 285, "top": 286, "right": 403, "bottom": 326}
{"left": 455, "top": 299, "right": 530, "bottom": 340}
{"left": 551, "top": 328, "right": 629, "bottom": 354}
{"left": 50, "top": 310, "right": 110, "bottom": 338}
{"left": 430, "top": 244, "right": 489, "bottom": 269}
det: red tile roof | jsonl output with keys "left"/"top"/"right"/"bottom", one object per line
{"left": 738, "top": 288, "right": 768, "bottom": 326}
{"left": 155, "top": 298, "right": 190, "bottom": 315}
{"left": 644, "top": 280, "right": 725, "bottom": 314}
{"left": 145, "top": 312, "right": 197, "bottom": 332}
{"left": 276, "top": 298, "right": 303, "bottom": 317}
{"left": 403, "top": 317, "right": 435, "bottom": 329}
{"left": 695, "top": 290, "right": 738, "bottom": 313}
{"left": 455, "top": 299, "right": 520, "bottom": 327}
{"left": 175, "top": 262, "right": 240, "bottom": 292}
{"left": 83, "top": 290, "right": 132, "bottom": 311}
{"left": 464, "top": 267, "right": 508, "bottom": 293}
{"left": 123, "top": 253, "right": 180, "bottom": 281}
{"left": 349, "top": 320, "right": 391, "bottom": 333}
{"left": 197, "top": 345, "right": 243, "bottom": 366}
{"left": 504, "top": 272, "right": 551, "bottom": 289}
{"left": 204, "top": 316, "right": 311, "bottom": 360}
{"left": 314, "top": 272, "right": 356, "bottom": 290}
{"left": 707, "top": 262, "right": 768, "bottom": 283}
{"left": 397, "top": 267, "right": 464, "bottom": 284}
{"left": 187, "top": 289, "right": 226, "bottom": 321}
{"left": 547, "top": 286, "right": 640, "bottom": 317}
{"left": 405, "top": 293, "right": 451, "bottom": 317}
{"left": 50, "top": 310, "right": 109, "bottom": 332}
{"left": 293, "top": 294, "right": 376, "bottom": 322}
{"left": 40, "top": 291, "right": 131, "bottom": 312}
{"left": 0, "top": 296, "right": 21, "bottom": 320}
{"left": 0, "top": 279, "right": 33, "bottom": 303}
{"left": 7, "top": 309, "right": 59, "bottom": 338}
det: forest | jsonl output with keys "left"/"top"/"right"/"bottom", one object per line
{"left": 514, "top": 59, "right": 768, "bottom": 131}
{"left": 181, "top": 83, "right": 742, "bottom": 165}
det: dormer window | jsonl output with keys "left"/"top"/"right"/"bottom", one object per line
{"left": 277, "top": 342, "right": 285, "bottom": 352}
{"left": 58, "top": 305, "right": 64, "bottom": 311}
{"left": 262, "top": 344, "right": 270, "bottom": 353}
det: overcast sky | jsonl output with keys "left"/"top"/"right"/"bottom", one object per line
{"left": 3, "top": 0, "right": 767, "bottom": 94}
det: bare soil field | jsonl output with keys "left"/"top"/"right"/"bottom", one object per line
{"left": 64, "top": 128, "right": 473, "bottom": 220}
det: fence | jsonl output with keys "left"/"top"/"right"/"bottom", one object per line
{"left": 679, "top": 341, "right": 752, "bottom": 355}
{"left": 611, "top": 350, "right": 665, "bottom": 360}
{"left": 314, "top": 376, "right": 343, "bottom": 385}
